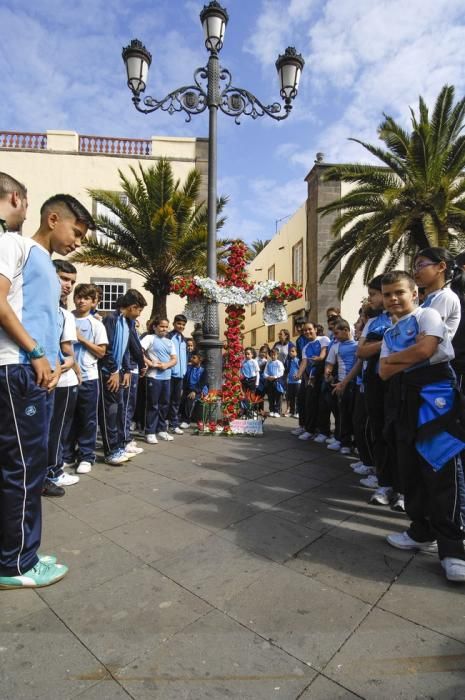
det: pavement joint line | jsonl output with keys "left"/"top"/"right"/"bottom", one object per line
{"left": 33, "top": 591, "right": 138, "bottom": 700}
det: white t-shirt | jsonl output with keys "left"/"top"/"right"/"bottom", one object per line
{"left": 422, "top": 287, "right": 461, "bottom": 340}
{"left": 0, "top": 233, "right": 60, "bottom": 366}
{"left": 74, "top": 314, "right": 109, "bottom": 381}
{"left": 58, "top": 308, "right": 79, "bottom": 388}
{"left": 380, "top": 307, "right": 455, "bottom": 367}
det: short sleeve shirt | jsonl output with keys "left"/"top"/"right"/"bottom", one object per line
{"left": 380, "top": 307, "right": 454, "bottom": 367}
{"left": 0, "top": 233, "right": 60, "bottom": 366}
{"left": 58, "top": 308, "right": 79, "bottom": 388}
{"left": 74, "top": 315, "right": 108, "bottom": 381}
{"left": 422, "top": 287, "right": 461, "bottom": 340}
{"left": 326, "top": 339, "right": 358, "bottom": 381}
{"left": 141, "top": 334, "right": 176, "bottom": 380}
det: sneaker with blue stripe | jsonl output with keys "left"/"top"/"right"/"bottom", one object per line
{"left": 0, "top": 560, "right": 68, "bottom": 589}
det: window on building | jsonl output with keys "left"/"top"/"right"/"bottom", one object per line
{"left": 293, "top": 310, "right": 306, "bottom": 335}
{"left": 267, "top": 265, "right": 275, "bottom": 281}
{"left": 292, "top": 239, "right": 303, "bottom": 285}
{"left": 251, "top": 302, "right": 257, "bottom": 315}
{"left": 267, "top": 325, "right": 275, "bottom": 343}
{"left": 91, "top": 278, "right": 130, "bottom": 311}
{"left": 251, "top": 329, "right": 257, "bottom": 346}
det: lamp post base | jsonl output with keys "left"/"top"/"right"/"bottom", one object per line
{"left": 200, "top": 300, "right": 224, "bottom": 392}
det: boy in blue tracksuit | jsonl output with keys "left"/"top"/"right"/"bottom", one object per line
{"left": 181, "top": 352, "right": 207, "bottom": 424}
{"left": 98, "top": 289, "right": 147, "bottom": 465}
{"left": 167, "top": 314, "right": 188, "bottom": 434}
{"left": 284, "top": 346, "right": 301, "bottom": 417}
{"left": 379, "top": 270, "right": 465, "bottom": 583}
{"left": 0, "top": 193, "right": 94, "bottom": 589}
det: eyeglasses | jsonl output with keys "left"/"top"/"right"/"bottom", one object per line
{"left": 412, "top": 261, "right": 437, "bottom": 272}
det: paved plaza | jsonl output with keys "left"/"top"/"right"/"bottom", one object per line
{"left": 1, "top": 420, "right": 464, "bottom": 699}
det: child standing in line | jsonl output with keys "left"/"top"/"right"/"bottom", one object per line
{"left": 241, "top": 347, "right": 260, "bottom": 392}
{"left": 285, "top": 345, "right": 301, "bottom": 418}
{"left": 324, "top": 319, "right": 358, "bottom": 455}
{"left": 180, "top": 351, "right": 206, "bottom": 425}
{"left": 98, "top": 289, "right": 147, "bottom": 465}
{"left": 141, "top": 317, "right": 177, "bottom": 444}
{"left": 379, "top": 270, "right": 465, "bottom": 583}
{"left": 63, "top": 283, "right": 108, "bottom": 473}
{"left": 264, "top": 347, "right": 285, "bottom": 417}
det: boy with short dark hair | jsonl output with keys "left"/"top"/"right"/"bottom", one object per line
{"left": 62, "top": 283, "right": 108, "bottom": 474}
{"left": 167, "top": 314, "right": 188, "bottom": 434}
{"left": 379, "top": 270, "right": 465, "bottom": 583}
{"left": 180, "top": 351, "right": 206, "bottom": 425}
{"left": 0, "top": 193, "right": 94, "bottom": 588}
{"left": 98, "top": 289, "right": 147, "bottom": 465}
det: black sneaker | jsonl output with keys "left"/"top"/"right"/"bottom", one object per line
{"left": 42, "top": 480, "right": 65, "bottom": 497}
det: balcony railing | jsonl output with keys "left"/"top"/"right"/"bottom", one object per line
{"left": 79, "top": 135, "right": 151, "bottom": 156}
{"left": 0, "top": 131, "right": 47, "bottom": 149}
{"left": 0, "top": 130, "right": 153, "bottom": 157}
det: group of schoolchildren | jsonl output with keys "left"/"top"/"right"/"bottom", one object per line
{"left": 282, "top": 249, "right": 465, "bottom": 583}
{"left": 0, "top": 172, "right": 206, "bottom": 591}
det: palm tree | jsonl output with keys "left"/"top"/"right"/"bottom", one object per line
{"left": 72, "top": 159, "right": 229, "bottom": 317}
{"left": 319, "top": 85, "right": 465, "bottom": 296}
{"left": 248, "top": 238, "right": 270, "bottom": 259}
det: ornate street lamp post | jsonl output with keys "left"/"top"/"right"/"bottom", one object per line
{"left": 122, "top": 1, "right": 304, "bottom": 390}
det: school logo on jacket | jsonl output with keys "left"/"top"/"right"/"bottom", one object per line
{"left": 434, "top": 397, "right": 446, "bottom": 409}
{"left": 25, "top": 405, "right": 37, "bottom": 416}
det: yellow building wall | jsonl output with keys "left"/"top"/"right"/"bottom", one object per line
{"left": 0, "top": 130, "right": 208, "bottom": 333}
{"left": 242, "top": 204, "right": 308, "bottom": 347}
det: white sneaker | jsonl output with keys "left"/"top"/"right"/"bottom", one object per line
{"left": 292, "top": 413, "right": 299, "bottom": 419}
{"left": 146, "top": 434, "right": 158, "bottom": 444}
{"left": 124, "top": 443, "right": 144, "bottom": 454}
{"left": 54, "top": 472, "right": 80, "bottom": 486}
{"left": 340, "top": 447, "right": 351, "bottom": 455}
{"left": 360, "top": 474, "right": 379, "bottom": 489}
{"left": 298, "top": 431, "right": 313, "bottom": 441}
{"left": 180, "top": 422, "right": 190, "bottom": 429}
{"left": 105, "top": 450, "right": 129, "bottom": 466}
{"left": 291, "top": 427, "right": 305, "bottom": 436}
{"left": 76, "top": 461, "right": 92, "bottom": 474}
{"left": 441, "top": 557, "right": 465, "bottom": 582}
{"left": 352, "top": 464, "right": 374, "bottom": 475}
{"left": 158, "top": 432, "right": 174, "bottom": 441}
{"left": 326, "top": 436, "right": 338, "bottom": 444}
{"left": 171, "top": 427, "right": 184, "bottom": 435}
{"left": 391, "top": 494, "right": 405, "bottom": 512}
{"left": 62, "top": 461, "right": 75, "bottom": 469}
{"left": 370, "top": 486, "right": 393, "bottom": 505}
{"left": 387, "top": 531, "right": 438, "bottom": 554}
{"left": 350, "top": 460, "right": 363, "bottom": 469}
{"left": 313, "top": 433, "right": 328, "bottom": 443}
{"left": 327, "top": 441, "right": 342, "bottom": 451}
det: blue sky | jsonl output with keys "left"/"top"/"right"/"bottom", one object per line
{"left": 2, "top": 0, "right": 465, "bottom": 243}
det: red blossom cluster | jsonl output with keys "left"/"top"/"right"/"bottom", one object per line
{"left": 170, "top": 278, "right": 202, "bottom": 300}
{"left": 264, "top": 282, "right": 303, "bottom": 302}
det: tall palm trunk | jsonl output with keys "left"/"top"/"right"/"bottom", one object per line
{"left": 150, "top": 294, "right": 168, "bottom": 320}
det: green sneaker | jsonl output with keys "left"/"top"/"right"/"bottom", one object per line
{"left": 0, "top": 560, "right": 68, "bottom": 589}
{"left": 38, "top": 554, "right": 57, "bottom": 565}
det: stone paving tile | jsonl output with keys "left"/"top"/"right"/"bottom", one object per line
{"left": 325, "top": 607, "right": 465, "bottom": 700}
{"left": 182, "top": 470, "right": 249, "bottom": 496}
{"left": 224, "top": 565, "right": 370, "bottom": 669}
{"left": 121, "top": 478, "right": 209, "bottom": 510}
{"left": 285, "top": 533, "right": 407, "bottom": 604}
{"left": 51, "top": 476, "right": 123, "bottom": 506}
{"left": 205, "top": 458, "right": 286, "bottom": 480}
{"left": 41, "top": 510, "right": 100, "bottom": 549}
{"left": 88, "top": 465, "right": 173, "bottom": 491}
{"left": 0, "top": 608, "right": 108, "bottom": 700}
{"left": 104, "top": 511, "right": 212, "bottom": 562}
{"left": 271, "top": 493, "right": 355, "bottom": 533}
{"left": 57, "top": 493, "right": 163, "bottom": 532}
{"left": 51, "top": 564, "right": 212, "bottom": 667}
{"left": 227, "top": 480, "right": 305, "bottom": 509}
{"left": 0, "top": 588, "right": 48, "bottom": 625}
{"left": 299, "top": 675, "right": 360, "bottom": 699}
{"left": 378, "top": 557, "right": 465, "bottom": 644}
{"left": 153, "top": 535, "right": 278, "bottom": 608}
{"left": 37, "top": 536, "right": 142, "bottom": 605}
{"left": 169, "top": 494, "right": 260, "bottom": 531}
{"left": 218, "top": 511, "right": 321, "bottom": 563}
{"left": 255, "top": 470, "right": 323, "bottom": 495}
{"left": 288, "top": 461, "right": 350, "bottom": 483}
{"left": 327, "top": 509, "right": 414, "bottom": 558}
{"left": 118, "top": 609, "right": 314, "bottom": 699}
{"left": 72, "top": 680, "right": 133, "bottom": 699}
